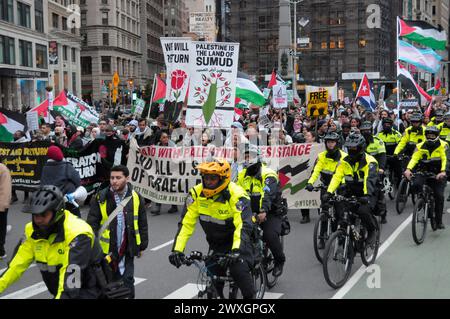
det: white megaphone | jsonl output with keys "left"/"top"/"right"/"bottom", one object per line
{"left": 72, "top": 186, "right": 88, "bottom": 203}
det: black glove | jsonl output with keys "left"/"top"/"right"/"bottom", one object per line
{"left": 169, "top": 251, "right": 185, "bottom": 268}
{"left": 220, "top": 250, "right": 241, "bottom": 269}
{"left": 305, "top": 184, "right": 314, "bottom": 192}
{"left": 359, "top": 196, "right": 370, "bottom": 205}
{"left": 322, "top": 192, "right": 333, "bottom": 203}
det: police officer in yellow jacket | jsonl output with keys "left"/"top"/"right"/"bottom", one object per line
{"left": 169, "top": 158, "right": 256, "bottom": 299}
{"left": 360, "top": 121, "right": 388, "bottom": 223}
{"left": 324, "top": 134, "right": 379, "bottom": 243}
{"left": 236, "top": 146, "right": 286, "bottom": 277}
{"left": 394, "top": 113, "right": 425, "bottom": 157}
{"left": 437, "top": 112, "right": 450, "bottom": 141}
{"left": 427, "top": 109, "right": 444, "bottom": 127}
{"left": 404, "top": 126, "right": 448, "bottom": 229}
{"left": 306, "top": 132, "right": 347, "bottom": 249}
{"left": 0, "top": 185, "right": 103, "bottom": 299}
{"left": 87, "top": 165, "right": 148, "bottom": 299}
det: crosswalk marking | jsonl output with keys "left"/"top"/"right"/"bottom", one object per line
{"left": 164, "top": 283, "right": 283, "bottom": 299}
{"left": 150, "top": 240, "right": 174, "bottom": 251}
{"left": 0, "top": 277, "right": 147, "bottom": 299}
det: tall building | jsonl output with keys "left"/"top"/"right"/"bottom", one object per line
{"left": 47, "top": 0, "right": 82, "bottom": 97}
{"left": 296, "top": 0, "right": 401, "bottom": 95}
{"left": 79, "top": 0, "right": 142, "bottom": 104}
{"left": 163, "top": 0, "right": 185, "bottom": 37}
{"left": 228, "top": 0, "right": 279, "bottom": 79}
{"left": 140, "top": 0, "right": 165, "bottom": 85}
{"left": 0, "top": 0, "right": 50, "bottom": 110}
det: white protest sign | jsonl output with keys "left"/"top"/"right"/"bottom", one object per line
{"left": 273, "top": 84, "right": 288, "bottom": 109}
{"left": 26, "top": 111, "right": 40, "bottom": 131}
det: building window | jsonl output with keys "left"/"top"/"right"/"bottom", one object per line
{"left": 63, "top": 45, "right": 68, "bottom": 61}
{"left": 19, "top": 40, "right": 32, "bottom": 67}
{"left": 102, "top": 0, "right": 108, "bottom": 4}
{"left": 54, "top": 70, "right": 60, "bottom": 94}
{"left": 102, "top": 56, "right": 111, "bottom": 74}
{"left": 81, "top": 11, "right": 86, "bottom": 26}
{"left": 359, "top": 39, "right": 367, "bottom": 48}
{"left": 321, "top": 41, "right": 327, "bottom": 49}
{"left": 103, "top": 33, "right": 109, "bottom": 45}
{"left": 0, "top": 35, "right": 15, "bottom": 64}
{"left": 81, "top": 56, "right": 92, "bottom": 75}
{"left": 71, "top": 48, "right": 76, "bottom": 62}
{"left": 62, "top": 17, "right": 68, "bottom": 31}
{"left": 17, "top": 2, "right": 31, "bottom": 28}
{"left": 0, "top": 0, "right": 13, "bottom": 23}
{"left": 81, "top": 33, "right": 87, "bottom": 46}
{"left": 102, "top": 12, "right": 108, "bottom": 25}
{"left": 35, "top": 0, "right": 44, "bottom": 32}
{"left": 52, "top": 13, "right": 59, "bottom": 28}
{"left": 36, "top": 44, "right": 47, "bottom": 69}
{"left": 329, "top": 37, "right": 336, "bottom": 49}
{"left": 338, "top": 38, "right": 345, "bottom": 49}
{"left": 72, "top": 72, "right": 77, "bottom": 95}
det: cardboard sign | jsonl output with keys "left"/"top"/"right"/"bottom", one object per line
{"left": 307, "top": 91, "right": 329, "bottom": 117}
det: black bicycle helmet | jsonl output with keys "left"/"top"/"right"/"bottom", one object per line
{"left": 25, "top": 185, "right": 65, "bottom": 215}
{"left": 382, "top": 117, "right": 394, "bottom": 125}
{"left": 444, "top": 112, "right": 450, "bottom": 120}
{"left": 345, "top": 133, "right": 366, "bottom": 149}
{"left": 324, "top": 132, "right": 340, "bottom": 142}
{"left": 425, "top": 125, "right": 440, "bottom": 137}
{"left": 360, "top": 121, "right": 373, "bottom": 132}
{"left": 409, "top": 113, "right": 423, "bottom": 122}
{"left": 435, "top": 109, "right": 445, "bottom": 117}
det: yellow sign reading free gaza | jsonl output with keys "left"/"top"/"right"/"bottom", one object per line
{"left": 307, "top": 90, "right": 329, "bottom": 117}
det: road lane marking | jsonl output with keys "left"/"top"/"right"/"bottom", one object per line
{"left": 164, "top": 283, "right": 283, "bottom": 299}
{"left": 0, "top": 277, "right": 147, "bottom": 299}
{"left": 332, "top": 213, "right": 413, "bottom": 299}
{"left": 151, "top": 240, "right": 174, "bottom": 251}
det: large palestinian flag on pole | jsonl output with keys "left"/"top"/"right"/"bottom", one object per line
{"left": 0, "top": 109, "right": 26, "bottom": 142}
{"left": 399, "top": 18, "right": 447, "bottom": 50}
{"left": 236, "top": 72, "right": 266, "bottom": 107}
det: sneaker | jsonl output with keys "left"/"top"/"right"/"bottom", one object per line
{"left": 151, "top": 204, "right": 161, "bottom": 215}
{"left": 300, "top": 216, "right": 310, "bottom": 224}
{"left": 438, "top": 223, "right": 446, "bottom": 230}
{"left": 168, "top": 206, "right": 178, "bottom": 214}
{"left": 272, "top": 262, "right": 284, "bottom": 277}
{"left": 380, "top": 216, "right": 387, "bottom": 224}
{"left": 0, "top": 247, "right": 6, "bottom": 259}
{"left": 6, "top": 225, "right": 11, "bottom": 233}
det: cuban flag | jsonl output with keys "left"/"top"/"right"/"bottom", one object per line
{"left": 356, "top": 74, "right": 376, "bottom": 111}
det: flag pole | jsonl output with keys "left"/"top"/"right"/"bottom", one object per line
{"left": 397, "top": 16, "right": 401, "bottom": 112}
{"left": 147, "top": 74, "right": 157, "bottom": 121}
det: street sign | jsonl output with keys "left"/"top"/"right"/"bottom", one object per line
{"left": 342, "top": 72, "right": 380, "bottom": 80}
{"left": 297, "top": 37, "right": 310, "bottom": 48}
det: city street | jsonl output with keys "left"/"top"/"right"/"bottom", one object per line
{"left": 2, "top": 190, "right": 450, "bottom": 299}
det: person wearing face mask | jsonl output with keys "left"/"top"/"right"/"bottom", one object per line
{"left": 377, "top": 118, "right": 402, "bottom": 188}
{"left": 427, "top": 109, "right": 445, "bottom": 127}
{"left": 394, "top": 113, "right": 425, "bottom": 157}
{"left": 305, "top": 132, "right": 347, "bottom": 248}
{"left": 236, "top": 146, "right": 286, "bottom": 277}
{"left": 404, "top": 126, "right": 448, "bottom": 229}
{"left": 324, "top": 134, "right": 379, "bottom": 245}
{"left": 0, "top": 185, "right": 104, "bottom": 299}
{"left": 360, "top": 121, "right": 387, "bottom": 223}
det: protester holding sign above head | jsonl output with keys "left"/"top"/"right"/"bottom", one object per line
{"left": 40, "top": 145, "right": 82, "bottom": 217}
{"left": 67, "top": 126, "right": 85, "bottom": 151}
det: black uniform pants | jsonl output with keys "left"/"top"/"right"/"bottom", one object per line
{"left": 411, "top": 175, "right": 446, "bottom": 224}
{"left": 0, "top": 209, "right": 7, "bottom": 250}
{"left": 260, "top": 215, "right": 285, "bottom": 265}
{"left": 334, "top": 202, "right": 377, "bottom": 234}
{"left": 207, "top": 244, "right": 255, "bottom": 299}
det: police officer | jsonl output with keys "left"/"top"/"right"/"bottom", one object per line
{"left": 394, "top": 112, "right": 425, "bottom": 157}
{"left": 360, "top": 121, "right": 387, "bottom": 224}
{"left": 236, "top": 146, "right": 286, "bottom": 277}
{"left": 404, "top": 126, "right": 448, "bottom": 229}
{"left": 377, "top": 117, "right": 403, "bottom": 187}
{"left": 427, "top": 109, "right": 445, "bottom": 127}
{"left": 437, "top": 112, "right": 450, "bottom": 141}
{"left": 169, "top": 158, "right": 256, "bottom": 299}
{"left": 0, "top": 185, "right": 103, "bottom": 299}
{"left": 306, "top": 132, "right": 347, "bottom": 249}
{"left": 325, "top": 134, "right": 379, "bottom": 244}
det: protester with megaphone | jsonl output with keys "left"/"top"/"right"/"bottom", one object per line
{"left": 40, "top": 145, "right": 82, "bottom": 217}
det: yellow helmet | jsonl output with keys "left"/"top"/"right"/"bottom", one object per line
{"left": 196, "top": 158, "right": 231, "bottom": 198}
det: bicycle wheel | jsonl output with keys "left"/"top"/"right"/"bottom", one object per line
{"left": 323, "top": 230, "right": 354, "bottom": 289}
{"left": 412, "top": 197, "right": 428, "bottom": 245}
{"left": 387, "top": 171, "right": 395, "bottom": 200}
{"left": 265, "top": 236, "right": 284, "bottom": 289}
{"left": 313, "top": 214, "right": 330, "bottom": 264}
{"left": 361, "top": 216, "right": 380, "bottom": 266}
{"left": 429, "top": 199, "right": 437, "bottom": 231}
{"left": 230, "top": 264, "right": 266, "bottom": 299}
{"left": 395, "top": 178, "right": 408, "bottom": 214}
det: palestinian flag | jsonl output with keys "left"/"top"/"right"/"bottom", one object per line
{"left": 236, "top": 72, "right": 266, "bottom": 107}
{"left": 267, "top": 69, "right": 285, "bottom": 89}
{"left": 0, "top": 109, "right": 26, "bottom": 142}
{"left": 397, "top": 64, "right": 432, "bottom": 105}
{"left": 427, "top": 79, "right": 441, "bottom": 96}
{"left": 399, "top": 18, "right": 448, "bottom": 51}
{"left": 28, "top": 91, "right": 69, "bottom": 123}
{"left": 152, "top": 75, "right": 166, "bottom": 103}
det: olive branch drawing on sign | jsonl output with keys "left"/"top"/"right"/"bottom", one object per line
{"left": 193, "top": 71, "right": 231, "bottom": 124}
